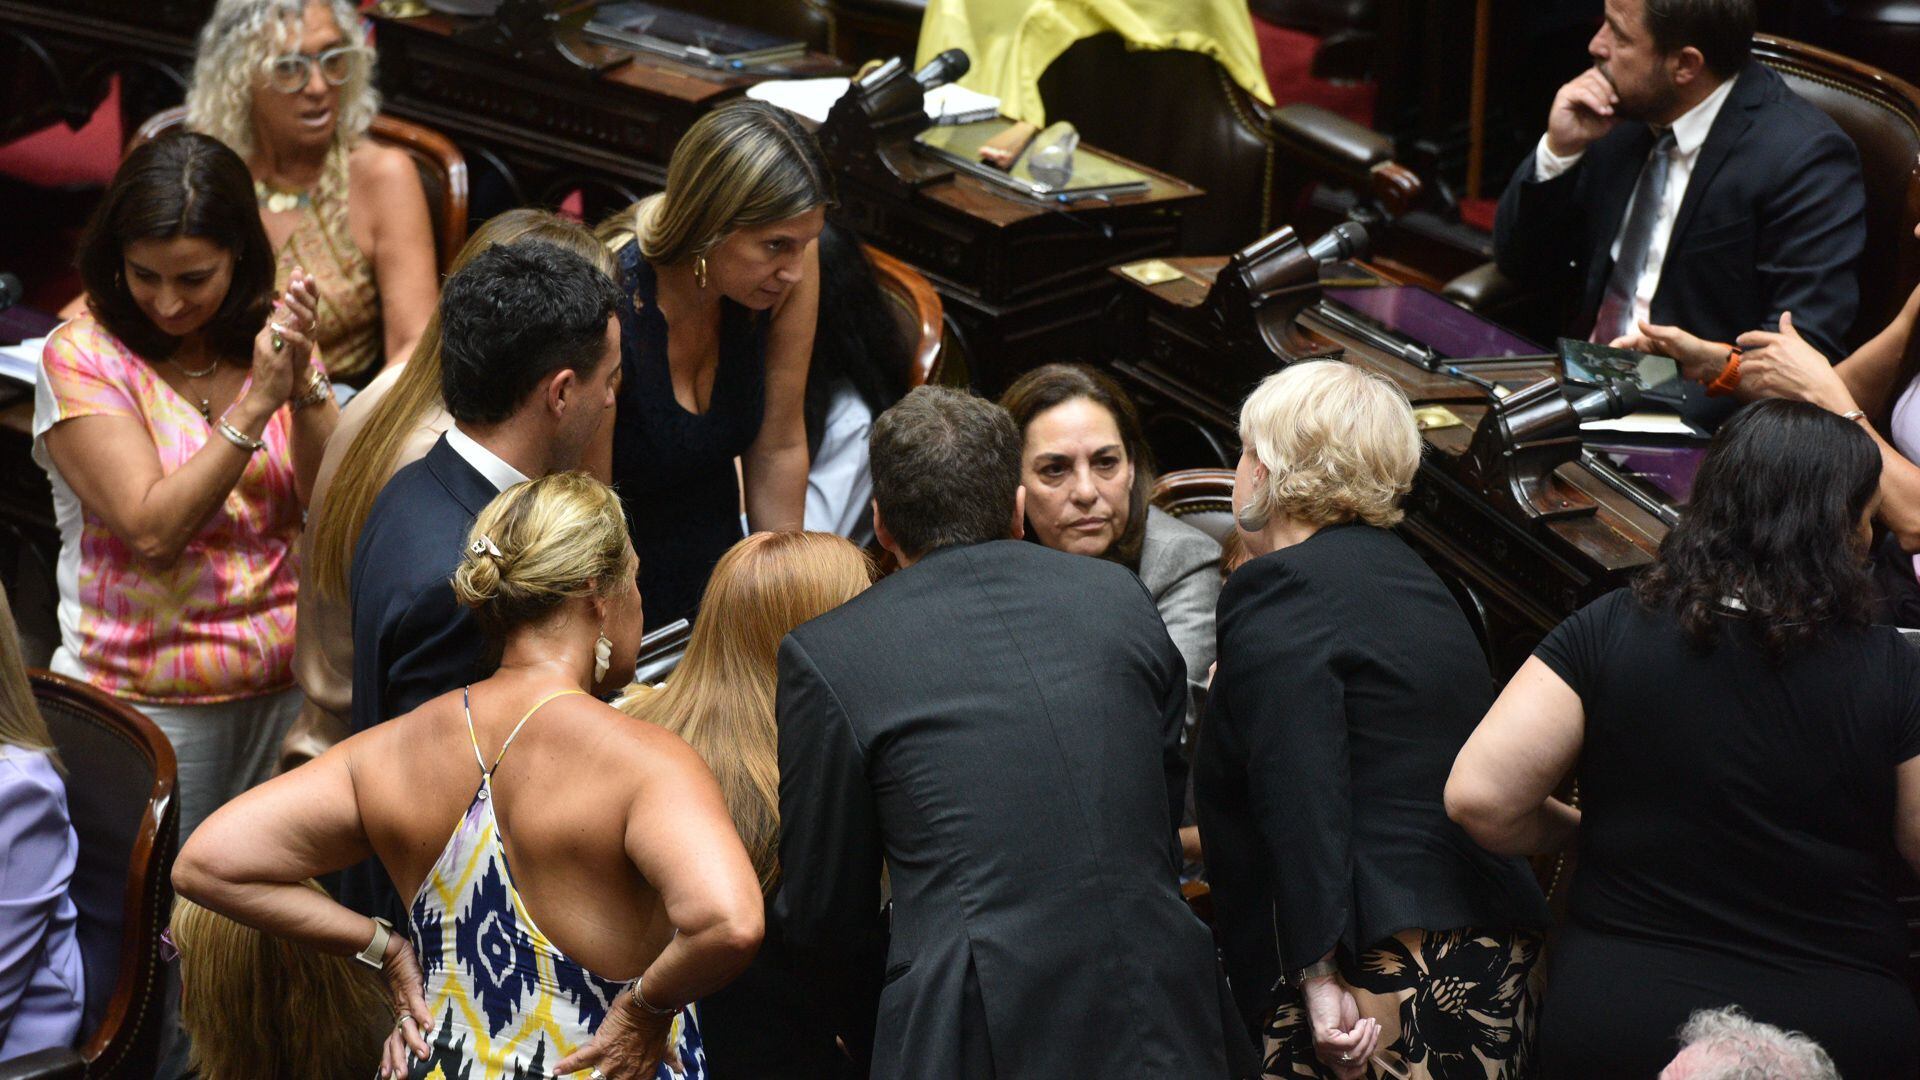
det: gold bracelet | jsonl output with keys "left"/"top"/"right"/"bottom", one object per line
{"left": 292, "top": 367, "right": 332, "bottom": 411}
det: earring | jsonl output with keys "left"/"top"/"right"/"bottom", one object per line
{"left": 694, "top": 254, "right": 709, "bottom": 290}
{"left": 593, "top": 631, "right": 613, "bottom": 684}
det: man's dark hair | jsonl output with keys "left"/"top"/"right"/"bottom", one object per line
{"left": 870, "top": 386, "right": 1022, "bottom": 558}
{"left": 1642, "top": 0, "right": 1755, "bottom": 80}
{"left": 77, "top": 132, "right": 275, "bottom": 363}
{"left": 1634, "top": 399, "right": 1879, "bottom": 662}
{"left": 438, "top": 241, "right": 622, "bottom": 425}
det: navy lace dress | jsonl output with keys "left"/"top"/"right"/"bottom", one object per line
{"left": 611, "top": 241, "right": 768, "bottom": 628}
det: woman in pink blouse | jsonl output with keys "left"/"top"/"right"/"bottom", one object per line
{"left": 33, "top": 131, "right": 338, "bottom": 839}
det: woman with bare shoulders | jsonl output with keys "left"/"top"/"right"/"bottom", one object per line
{"left": 174, "top": 472, "right": 763, "bottom": 1079}
{"left": 185, "top": 0, "right": 437, "bottom": 384}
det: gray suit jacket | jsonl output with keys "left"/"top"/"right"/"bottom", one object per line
{"left": 773, "top": 539, "right": 1249, "bottom": 1078}
{"left": 1138, "top": 506, "right": 1223, "bottom": 732}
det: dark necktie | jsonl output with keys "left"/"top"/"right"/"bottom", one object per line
{"left": 1593, "top": 128, "right": 1678, "bottom": 345}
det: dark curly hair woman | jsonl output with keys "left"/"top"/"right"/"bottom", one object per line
{"left": 1448, "top": 399, "right": 1920, "bottom": 1079}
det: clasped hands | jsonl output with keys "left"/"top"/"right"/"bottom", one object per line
{"left": 249, "top": 267, "right": 319, "bottom": 410}
{"left": 1610, "top": 311, "right": 1857, "bottom": 414}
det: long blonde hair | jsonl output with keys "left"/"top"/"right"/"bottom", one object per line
{"left": 0, "top": 581, "right": 55, "bottom": 769}
{"left": 170, "top": 883, "right": 389, "bottom": 1080}
{"left": 618, "top": 532, "right": 871, "bottom": 892}
{"left": 595, "top": 99, "right": 832, "bottom": 265}
{"left": 308, "top": 210, "right": 616, "bottom": 600}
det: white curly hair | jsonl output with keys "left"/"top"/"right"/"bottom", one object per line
{"left": 184, "top": 0, "right": 378, "bottom": 240}
{"left": 1671, "top": 1007, "right": 1840, "bottom": 1080}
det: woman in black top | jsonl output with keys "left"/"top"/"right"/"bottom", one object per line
{"left": 1448, "top": 399, "right": 1920, "bottom": 1078}
{"left": 595, "top": 101, "right": 831, "bottom": 627}
{"left": 1196, "top": 361, "right": 1551, "bottom": 1080}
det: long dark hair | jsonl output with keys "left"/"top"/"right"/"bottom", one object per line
{"left": 76, "top": 131, "right": 275, "bottom": 363}
{"left": 1634, "top": 400, "right": 1880, "bottom": 661}
{"left": 999, "top": 363, "right": 1156, "bottom": 570}
{"left": 805, "top": 221, "right": 910, "bottom": 460}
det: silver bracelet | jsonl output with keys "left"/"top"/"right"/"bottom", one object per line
{"left": 626, "top": 976, "right": 680, "bottom": 1016}
{"left": 1840, "top": 408, "right": 1868, "bottom": 424}
{"left": 216, "top": 417, "right": 267, "bottom": 454}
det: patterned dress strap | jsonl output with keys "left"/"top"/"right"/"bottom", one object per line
{"left": 459, "top": 685, "right": 488, "bottom": 775}
{"left": 488, "top": 688, "right": 589, "bottom": 774}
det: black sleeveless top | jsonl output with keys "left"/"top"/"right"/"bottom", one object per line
{"left": 611, "top": 240, "right": 768, "bottom": 628}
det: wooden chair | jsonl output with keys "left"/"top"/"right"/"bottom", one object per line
{"left": 1149, "top": 469, "right": 1238, "bottom": 548}
{"left": 128, "top": 105, "right": 471, "bottom": 275}
{"left": 865, "top": 243, "right": 944, "bottom": 388}
{"left": 23, "top": 670, "right": 177, "bottom": 1080}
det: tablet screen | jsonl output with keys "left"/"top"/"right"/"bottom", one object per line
{"left": 1324, "top": 285, "right": 1544, "bottom": 360}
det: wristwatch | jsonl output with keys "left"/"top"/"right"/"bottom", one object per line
{"left": 356, "top": 916, "right": 394, "bottom": 969}
{"left": 1286, "top": 956, "right": 1341, "bottom": 986}
{"left": 292, "top": 367, "right": 332, "bottom": 411}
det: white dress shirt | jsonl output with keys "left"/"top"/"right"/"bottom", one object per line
{"left": 804, "top": 381, "right": 876, "bottom": 546}
{"left": 1534, "top": 73, "right": 1739, "bottom": 336}
{"left": 445, "top": 424, "right": 530, "bottom": 493}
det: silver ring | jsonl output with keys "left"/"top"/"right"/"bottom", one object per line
{"left": 1339, "top": 1052, "right": 1353, "bottom": 1062}
{"left": 589, "top": 1071, "right": 606, "bottom": 1079}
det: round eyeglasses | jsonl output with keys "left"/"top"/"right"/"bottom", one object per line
{"left": 266, "top": 45, "right": 365, "bottom": 94}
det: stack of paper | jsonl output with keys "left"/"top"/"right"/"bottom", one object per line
{"left": 0, "top": 338, "right": 44, "bottom": 387}
{"left": 747, "top": 78, "right": 1001, "bottom": 126}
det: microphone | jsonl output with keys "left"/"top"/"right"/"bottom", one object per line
{"left": 0, "top": 273, "right": 20, "bottom": 314}
{"left": 912, "top": 48, "right": 970, "bottom": 92}
{"left": 1570, "top": 378, "right": 1644, "bottom": 422}
{"left": 1305, "top": 221, "right": 1370, "bottom": 265}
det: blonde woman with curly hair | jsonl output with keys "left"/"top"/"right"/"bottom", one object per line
{"left": 1193, "top": 360, "right": 1551, "bottom": 1080}
{"left": 186, "top": 0, "right": 436, "bottom": 384}
{"left": 169, "top": 884, "right": 389, "bottom": 1079}
{"left": 617, "top": 530, "right": 871, "bottom": 1076}
{"left": 176, "top": 472, "right": 762, "bottom": 1080}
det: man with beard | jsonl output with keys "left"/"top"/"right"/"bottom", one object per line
{"left": 1493, "top": 0, "right": 1864, "bottom": 427}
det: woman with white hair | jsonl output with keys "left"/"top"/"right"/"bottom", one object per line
{"left": 1193, "top": 360, "right": 1550, "bottom": 1080}
{"left": 185, "top": 0, "right": 436, "bottom": 385}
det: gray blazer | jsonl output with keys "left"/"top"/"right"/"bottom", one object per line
{"left": 1139, "top": 506, "right": 1224, "bottom": 729}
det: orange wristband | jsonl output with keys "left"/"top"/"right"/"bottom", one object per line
{"left": 1705, "top": 346, "right": 1742, "bottom": 397}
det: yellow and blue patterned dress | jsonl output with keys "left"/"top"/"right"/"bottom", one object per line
{"left": 407, "top": 688, "right": 704, "bottom": 1079}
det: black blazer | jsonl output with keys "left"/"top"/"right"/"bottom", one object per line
{"left": 1194, "top": 524, "right": 1550, "bottom": 1037}
{"left": 1494, "top": 62, "right": 1865, "bottom": 424}
{"left": 773, "top": 540, "right": 1251, "bottom": 1079}
{"left": 349, "top": 434, "right": 496, "bottom": 736}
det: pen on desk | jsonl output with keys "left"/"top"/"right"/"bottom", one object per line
{"left": 1445, "top": 364, "right": 1503, "bottom": 395}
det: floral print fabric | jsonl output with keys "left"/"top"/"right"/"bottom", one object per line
{"left": 33, "top": 312, "right": 313, "bottom": 703}
{"left": 1263, "top": 927, "right": 1543, "bottom": 1080}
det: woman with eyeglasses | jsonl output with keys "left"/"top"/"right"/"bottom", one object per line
{"left": 184, "top": 0, "right": 437, "bottom": 386}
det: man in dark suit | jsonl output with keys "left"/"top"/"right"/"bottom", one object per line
{"left": 350, "top": 240, "right": 623, "bottom": 734}
{"left": 772, "top": 387, "right": 1251, "bottom": 1078}
{"left": 1494, "top": 0, "right": 1865, "bottom": 425}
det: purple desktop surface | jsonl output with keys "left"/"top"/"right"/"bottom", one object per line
{"left": 1324, "top": 285, "right": 1544, "bottom": 360}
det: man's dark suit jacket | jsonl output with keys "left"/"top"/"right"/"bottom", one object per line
{"left": 772, "top": 540, "right": 1250, "bottom": 1079}
{"left": 1494, "top": 61, "right": 1865, "bottom": 424}
{"left": 339, "top": 434, "right": 495, "bottom": 919}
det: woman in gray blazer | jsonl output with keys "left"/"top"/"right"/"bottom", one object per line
{"left": 1001, "top": 364, "right": 1221, "bottom": 864}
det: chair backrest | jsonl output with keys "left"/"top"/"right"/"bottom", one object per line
{"left": 29, "top": 670, "right": 176, "bottom": 1080}
{"left": 865, "top": 243, "right": 944, "bottom": 388}
{"left": 128, "top": 105, "right": 471, "bottom": 275}
{"left": 1149, "top": 468, "right": 1238, "bottom": 547}
{"left": 1038, "top": 33, "right": 1278, "bottom": 253}
{"left": 1753, "top": 35, "right": 1920, "bottom": 349}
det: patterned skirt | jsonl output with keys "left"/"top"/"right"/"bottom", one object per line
{"left": 1263, "top": 927, "right": 1544, "bottom": 1080}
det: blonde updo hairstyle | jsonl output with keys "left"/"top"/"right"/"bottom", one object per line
{"left": 596, "top": 99, "right": 833, "bottom": 267}
{"left": 452, "top": 472, "right": 636, "bottom": 643}
{"left": 1236, "top": 360, "right": 1421, "bottom": 531}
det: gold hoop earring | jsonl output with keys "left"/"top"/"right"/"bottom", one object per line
{"left": 694, "top": 254, "right": 709, "bottom": 290}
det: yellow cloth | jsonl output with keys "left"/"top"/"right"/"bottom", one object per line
{"left": 916, "top": 0, "right": 1275, "bottom": 127}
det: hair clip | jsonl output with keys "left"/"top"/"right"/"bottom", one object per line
{"left": 468, "top": 535, "right": 503, "bottom": 559}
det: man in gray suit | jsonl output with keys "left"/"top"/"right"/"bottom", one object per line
{"left": 772, "top": 386, "right": 1251, "bottom": 1078}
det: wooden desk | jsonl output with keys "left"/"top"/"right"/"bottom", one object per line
{"left": 1109, "top": 256, "right": 1672, "bottom": 672}
{"left": 370, "top": 12, "right": 845, "bottom": 217}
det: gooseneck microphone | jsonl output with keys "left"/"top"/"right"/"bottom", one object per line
{"left": 912, "top": 48, "right": 970, "bottom": 92}
{"left": 1305, "top": 221, "right": 1371, "bottom": 266}
{"left": 1570, "top": 378, "right": 1644, "bottom": 422}
{"left": 0, "top": 273, "right": 20, "bottom": 314}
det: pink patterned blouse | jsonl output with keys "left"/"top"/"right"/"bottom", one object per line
{"left": 31, "top": 313, "right": 314, "bottom": 704}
